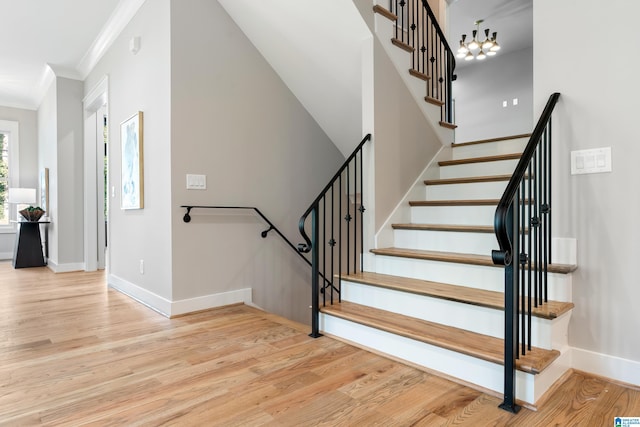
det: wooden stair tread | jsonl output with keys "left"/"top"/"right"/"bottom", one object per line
{"left": 439, "top": 152, "right": 521, "bottom": 167}
{"left": 409, "top": 69, "right": 429, "bottom": 81}
{"left": 392, "top": 223, "right": 494, "bottom": 233}
{"left": 425, "top": 174, "right": 516, "bottom": 186}
{"left": 391, "top": 38, "right": 414, "bottom": 53}
{"left": 425, "top": 96, "right": 444, "bottom": 106}
{"left": 409, "top": 198, "right": 504, "bottom": 206}
{"left": 392, "top": 223, "right": 529, "bottom": 235}
{"left": 342, "top": 271, "right": 574, "bottom": 319}
{"left": 439, "top": 121, "right": 457, "bottom": 129}
{"left": 452, "top": 133, "right": 533, "bottom": 148}
{"left": 321, "top": 301, "right": 560, "bottom": 374}
{"left": 370, "top": 247, "right": 577, "bottom": 274}
{"left": 372, "top": 4, "right": 397, "bottom": 21}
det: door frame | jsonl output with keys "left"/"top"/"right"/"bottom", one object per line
{"left": 83, "top": 76, "right": 109, "bottom": 272}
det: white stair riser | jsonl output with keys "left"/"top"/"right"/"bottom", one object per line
{"left": 341, "top": 280, "right": 569, "bottom": 349}
{"left": 452, "top": 138, "right": 529, "bottom": 159}
{"left": 321, "top": 313, "right": 542, "bottom": 405}
{"left": 440, "top": 159, "right": 519, "bottom": 179}
{"left": 410, "top": 204, "right": 532, "bottom": 226}
{"left": 426, "top": 180, "right": 509, "bottom": 201}
{"left": 373, "top": 255, "right": 573, "bottom": 302}
{"left": 412, "top": 205, "right": 492, "bottom": 226}
{"left": 394, "top": 229, "right": 497, "bottom": 255}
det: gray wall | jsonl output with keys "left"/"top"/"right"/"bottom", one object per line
{"left": 84, "top": 0, "right": 173, "bottom": 298}
{"left": 373, "top": 38, "right": 442, "bottom": 229}
{"left": 169, "top": 0, "right": 345, "bottom": 324}
{"left": 535, "top": 0, "right": 640, "bottom": 371}
{"left": 453, "top": 47, "right": 533, "bottom": 143}
{"left": 0, "top": 106, "right": 38, "bottom": 258}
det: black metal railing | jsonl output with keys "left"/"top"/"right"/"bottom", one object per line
{"left": 388, "top": 0, "right": 456, "bottom": 123}
{"left": 181, "top": 205, "right": 315, "bottom": 271}
{"left": 492, "top": 92, "right": 561, "bottom": 413}
{"left": 298, "top": 134, "right": 372, "bottom": 337}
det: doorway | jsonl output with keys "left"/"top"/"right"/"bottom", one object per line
{"left": 83, "top": 77, "right": 109, "bottom": 272}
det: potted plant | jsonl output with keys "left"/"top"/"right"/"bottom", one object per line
{"left": 19, "top": 206, "right": 45, "bottom": 222}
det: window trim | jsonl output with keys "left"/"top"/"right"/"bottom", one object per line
{"left": 0, "top": 119, "right": 20, "bottom": 232}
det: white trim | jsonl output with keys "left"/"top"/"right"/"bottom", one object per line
{"left": 571, "top": 347, "right": 640, "bottom": 387}
{"left": 108, "top": 273, "right": 253, "bottom": 318}
{"left": 171, "top": 289, "right": 253, "bottom": 317}
{"left": 108, "top": 273, "right": 172, "bottom": 317}
{"left": 0, "top": 251, "right": 13, "bottom": 260}
{"left": 76, "top": 0, "right": 148, "bottom": 79}
{"left": 47, "top": 260, "right": 85, "bottom": 273}
{"left": 83, "top": 77, "right": 109, "bottom": 272}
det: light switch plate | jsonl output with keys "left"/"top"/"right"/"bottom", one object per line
{"left": 186, "top": 174, "right": 206, "bottom": 189}
{"left": 571, "top": 147, "right": 612, "bottom": 175}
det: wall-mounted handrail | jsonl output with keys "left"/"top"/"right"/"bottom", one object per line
{"left": 492, "top": 92, "right": 560, "bottom": 413}
{"left": 298, "top": 134, "right": 372, "bottom": 338}
{"left": 182, "top": 205, "right": 312, "bottom": 269}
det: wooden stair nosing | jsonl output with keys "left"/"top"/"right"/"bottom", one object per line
{"left": 370, "top": 247, "right": 577, "bottom": 274}
{"left": 438, "top": 152, "right": 522, "bottom": 167}
{"left": 452, "top": 133, "right": 533, "bottom": 148}
{"left": 439, "top": 121, "right": 457, "bottom": 129}
{"left": 373, "top": 4, "right": 397, "bottom": 21}
{"left": 424, "top": 174, "right": 530, "bottom": 186}
{"left": 341, "top": 271, "right": 574, "bottom": 320}
{"left": 391, "top": 38, "right": 414, "bottom": 53}
{"left": 321, "top": 301, "right": 561, "bottom": 374}
{"left": 391, "top": 223, "right": 530, "bottom": 235}
{"left": 425, "top": 96, "right": 444, "bottom": 106}
{"left": 408, "top": 198, "right": 515, "bottom": 207}
{"left": 392, "top": 223, "right": 494, "bottom": 233}
{"left": 409, "top": 69, "right": 430, "bottom": 81}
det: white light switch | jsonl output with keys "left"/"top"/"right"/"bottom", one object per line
{"left": 571, "top": 147, "right": 612, "bottom": 175}
{"left": 186, "top": 174, "right": 207, "bottom": 189}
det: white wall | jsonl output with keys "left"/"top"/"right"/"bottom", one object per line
{"left": 0, "top": 106, "right": 38, "bottom": 258}
{"left": 453, "top": 47, "right": 533, "bottom": 142}
{"left": 535, "top": 0, "right": 640, "bottom": 384}
{"left": 84, "top": 0, "right": 173, "bottom": 300}
{"left": 169, "top": 0, "right": 345, "bottom": 324}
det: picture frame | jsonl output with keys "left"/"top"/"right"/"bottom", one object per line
{"left": 120, "top": 111, "right": 144, "bottom": 210}
{"left": 39, "top": 168, "right": 49, "bottom": 214}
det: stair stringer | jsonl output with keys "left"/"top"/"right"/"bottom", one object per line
{"left": 373, "top": 12, "right": 453, "bottom": 146}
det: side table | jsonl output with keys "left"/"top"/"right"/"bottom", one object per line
{"left": 12, "top": 221, "right": 50, "bottom": 268}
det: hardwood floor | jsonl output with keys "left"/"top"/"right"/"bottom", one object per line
{"left": 0, "top": 263, "right": 638, "bottom": 425}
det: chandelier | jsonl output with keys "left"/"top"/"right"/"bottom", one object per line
{"left": 456, "top": 19, "right": 501, "bottom": 61}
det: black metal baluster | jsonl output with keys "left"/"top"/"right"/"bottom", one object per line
{"left": 542, "top": 127, "right": 549, "bottom": 303}
{"left": 548, "top": 119, "right": 553, "bottom": 267}
{"left": 537, "top": 142, "right": 543, "bottom": 307}
{"left": 360, "top": 150, "right": 364, "bottom": 273}
{"left": 345, "top": 164, "right": 350, "bottom": 275}
{"left": 421, "top": 5, "right": 426, "bottom": 75}
{"left": 330, "top": 185, "right": 335, "bottom": 304}
{"left": 520, "top": 180, "right": 526, "bottom": 356}
{"left": 310, "top": 205, "right": 321, "bottom": 338}
{"left": 338, "top": 174, "right": 342, "bottom": 288}
{"left": 527, "top": 162, "right": 533, "bottom": 354}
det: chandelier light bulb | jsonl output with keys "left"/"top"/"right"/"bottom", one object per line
{"left": 477, "top": 50, "right": 486, "bottom": 60}
{"left": 464, "top": 51, "right": 474, "bottom": 61}
{"left": 458, "top": 35, "right": 469, "bottom": 54}
{"left": 482, "top": 29, "right": 494, "bottom": 50}
{"left": 486, "top": 50, "right": 497, "bottom": 56}
{"left": 490, "top": 32, "right": 501, "bottom": 51}
{"left": 468, "top": 30, "right": 479, "bottom": 50}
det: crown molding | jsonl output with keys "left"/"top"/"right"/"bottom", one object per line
{"left": 76, "top": 0, "right": 147, "bottom": 79}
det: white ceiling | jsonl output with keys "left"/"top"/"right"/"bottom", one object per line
{"left": 0, "top": 0, "right": 531, "bottom": 111}
{"left": 0, "top": 0, "right": 125, "bottom": 110}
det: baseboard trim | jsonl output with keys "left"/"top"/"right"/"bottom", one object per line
{"left": 571, "top": 347, "right": 640, "bottom": 387}
{"left": 47, "top": 261, "right": 85, "bottom": 273}
{"left": 0, "top": 252, "right": 13, "bottom": 260}
{"left": 108, "top": 273, "right": 253, "bottom": 318}
{"left": 170, "top": 288, "right": 252, "bottom": 317}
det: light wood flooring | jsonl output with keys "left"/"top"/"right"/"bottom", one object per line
{"left": 0, "top": 263, "right": 638, "bottom": 425}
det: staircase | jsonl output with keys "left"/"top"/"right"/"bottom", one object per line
{"left": 319, "top": 134, "right": 576, "bottom": 407}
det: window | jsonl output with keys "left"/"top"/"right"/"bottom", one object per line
{"left": 0, "top": 120, "right": 19, "bottom": 229}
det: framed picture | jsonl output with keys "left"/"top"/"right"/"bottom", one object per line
{"left": 120, "top": 111, "right": 144, "bottom": 209}
{"left": 39, "top": 168, "right": 49, "bottom": 214}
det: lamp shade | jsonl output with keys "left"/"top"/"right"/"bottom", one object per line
{"left": 8, "top": 188, "right": 36, "bottom": 204}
